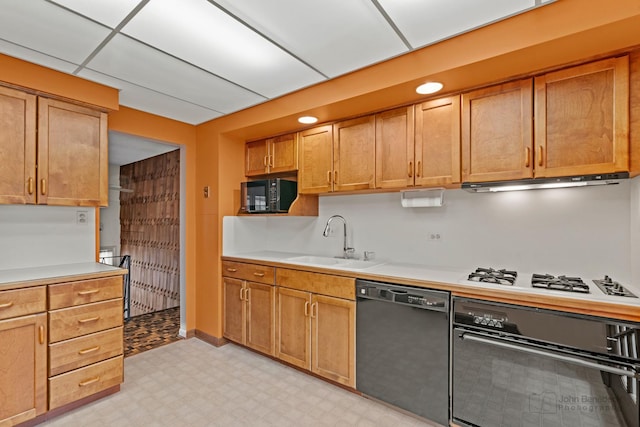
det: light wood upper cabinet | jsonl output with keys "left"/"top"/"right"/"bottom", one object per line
{"left": 333, "top": 116, "right": 376, "bottom": 192}
{"left": 375, "top": 106, "right": 415, "bottom": 189}
{"left": 415, "top": 96, "right": 461, "bottom": 186}
{"left": 299, "top": 125, "right": 333, "bottom": 194}
{"left": 0, "top": 86, "right": 36, "bottom": 204}
{"left": 462, "top": 79, "right": 534, "bottom": 182}
{"left": 246, "top": 133, "right": 298, "bottom": 176}
{"left": 38, "top": 98, "right": 109, "bottom": 207}
{"left": 534, "top": 56, "right": 629, "bottom": 177}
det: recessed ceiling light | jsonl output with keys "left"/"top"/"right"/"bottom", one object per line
{"left": 416, "top": 82, "right": 444, "bottom": 95}
{"left": 298, "top": 116, "right": 318, "bottom": 124}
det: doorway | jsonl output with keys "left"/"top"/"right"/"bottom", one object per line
{"left": 100, "top": 131, "right": 185, "bottom": 356}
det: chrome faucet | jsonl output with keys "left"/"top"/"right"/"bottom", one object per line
{"left": 322, "top": 215, "right": 356, "bottom": 259}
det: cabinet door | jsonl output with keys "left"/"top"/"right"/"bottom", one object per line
{"left": 223, "top": 277, "right": 245, "bottom": 344}
{"left": 534, "top": 56, "right": 629, "bottom": 177}
{"left": 375, "top": 106, "right": 415, "bottom": 189}
{"left": 269, "top": 133, "right": 298, "bottom": 174}
{"left": 0, "top": 86, "right": 36, "bottom": 204}
{"left": 0, "top": 313, "right": 47, "bottom": 425}
{"left": 245, "top": 281, "right": 275, "bottom": 356}
{"left": 299, "top": 125, "right": 333, "bottom": 194}
{"left": 245, "top": 140, "right": 269, "bottom": 176}
{"left": 462, "top": 79, "right": 533, "bottom": 182}
{"left": 415, "top": 96, "right": 461, "bottom": 187}
{"left": 276, "top": 287, "right": 311, "bottom": 370}
{"left": 333, "top": 116, "right": 375, "bottom": 192}
{"left": 311, "top": 295, "right": 355, "bottom": 388}
{"left": 37, "top": 98, "right": 108, "bottom": 207}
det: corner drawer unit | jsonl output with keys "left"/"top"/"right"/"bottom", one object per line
{"left": 222, "top": 261, "right": 275, "bottom": 285}
{"left": 47, "top": 275, "right": 124, "bottom": 411}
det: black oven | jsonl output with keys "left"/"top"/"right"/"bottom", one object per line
{"left": 452, "top": 297, "right": 639, "bottom": 427}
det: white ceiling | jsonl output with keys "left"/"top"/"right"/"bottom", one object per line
{"left": 0, "top": 0, "right": 554, "bottom": 127}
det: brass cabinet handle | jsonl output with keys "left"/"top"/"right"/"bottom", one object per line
{"left": 78, "top": 316, "right": 100, "bottom": 324}
{"left": 269, "top": 155, "right": 274, "bottom": 168}
{"left": 78, "top": 376, "right": 100, "bottom": 387}
{"left": 28, "top": 177, "right": 34, "bottom": 195}
{"left": 78, "top": 346, "right": 100, "bottom": 355}
{"left": 327, "top": 170, "right": 332, "bottom": 184}
{"left": 0, "top": 301, "right": 13, "bottom": 309}
{"left": 311, "top": 302, "right": 318, "bottom": 319}
{"left": 537, "top": 146, "right": 544, "bottom": 166}
{"left": 417, "top": 161, "right": 422, "bottom": 178}
{"left": 253, "top": 272, "right": 265, "bottom": 277}
{"left": 525, "top": 147, "right": 531, "bottom": 168}
{"left": 239, "top": 288, "right": 244, "bottom": 301}
{"left": 245, "top": 288, "right": 250, "bottom": 302}
{"left": 78, "top": 289, "right": 100, "bottom": 296}
{"left": 226, "top": 268, "right": 237, "bottom": 272}
{"left": 408, "top": 161, "right": 413, "bottom": 178}
{"left": 40, "top": 178, "right": 46, "bottom": 195}
{"left": 334, "top": 170, "right": 338, "bottom": 184}
{"left": 39, "top": 325, "right": 45, "bottom": 344}
{"left": 263, "top": 156, "right": 268, "bottom": 167}
{"left": 304, "top": 301, "right": 310, "bottom": 317}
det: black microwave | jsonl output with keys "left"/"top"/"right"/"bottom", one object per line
{"left": 240, "top": 179, "right": 297, "bottom": 213}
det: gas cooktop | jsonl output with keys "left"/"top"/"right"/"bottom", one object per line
{"left": 466, "top": 268, "right": 638, "bottom": 298}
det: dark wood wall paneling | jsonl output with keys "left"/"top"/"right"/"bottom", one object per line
{"left": 120, "top": 149, "right": 180, "bottom": 316}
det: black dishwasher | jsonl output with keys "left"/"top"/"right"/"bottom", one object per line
{"left": 356, "top": 279, "right": 450, "bottom": 425}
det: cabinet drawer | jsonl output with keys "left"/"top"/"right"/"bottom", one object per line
{"left": 49, "top": 299, "right": 122, "bottom": 343}
{"left": 276, "top": 269, "right": 355, "bottom": 300}
{"left": 49, "top": 276, "right": 123, "bottom": 310}
{"left": 49, "top": 327, "right": 123, "bottom": 376}
{"left": 0, "top": 286, "right": 46, "bottom": 320}
{"left": 222, "top": 261, "right": 275, "bottom": 285}
{"left": 49, "top": 355, "right": 123, "bottom": 410}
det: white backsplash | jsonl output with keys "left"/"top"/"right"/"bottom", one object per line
{"left": 224, "top": 178, "right": 637, "bottom": 284}
{"left": 0, "top": 205, "right": 95, "bottom": 270}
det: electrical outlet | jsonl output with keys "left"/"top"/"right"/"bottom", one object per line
{"left": 426, "top": 231, "right": 442, "bottom": 242}
{"left": 76, "top": 210, "right": 89, "bottom": 225}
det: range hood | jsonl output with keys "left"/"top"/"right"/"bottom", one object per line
{"left": 462, "top": 172, "right": 629, "bottom": 193}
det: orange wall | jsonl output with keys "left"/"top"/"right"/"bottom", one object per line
{"left": 195, "top": 0, "right": 640, "bottom": 338}
{"left": 0, "top": 53, "right": 118, "bottom": 110}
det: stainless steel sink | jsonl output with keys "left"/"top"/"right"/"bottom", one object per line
{"left": 284, "top": 255, "right": 384, "bottom": 270}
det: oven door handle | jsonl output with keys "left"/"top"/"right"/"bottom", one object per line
{"left": 461, "top": 333, "right": 639, "bottom": 379}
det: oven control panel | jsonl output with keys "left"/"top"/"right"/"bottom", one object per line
{"left": 472, "top": 314, "right": 506, "bottom": 329}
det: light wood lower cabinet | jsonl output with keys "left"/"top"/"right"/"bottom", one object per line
{"left": 222, "top": 261, "right": 276, "bottom": 356}
{"left": 0, "top": 286, "right": 47, "bottom": 426}
{"left": 48, "top": 276, "right": 124, "bottom": 411}
{"left": 275, "top": 269, "right": 355, "bottom": 388}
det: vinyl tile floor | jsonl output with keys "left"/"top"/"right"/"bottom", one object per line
{"left": 40, "top": 339, "right": 437, "bottom": 427}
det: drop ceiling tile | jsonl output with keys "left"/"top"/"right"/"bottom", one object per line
{"left": 0, "top": 40, "right": 79, "bottom": 74}
{"left": 0, "top": 0, "right": 111, "bottom": 64}
{"left": 79, "top": 69, "right": 222, "bottom": 125}
{"left": 49, "top": 0, "right": 141, "bottom": 28}
{"left": 212, "top": 0, "right": 409, "bottom": 78}
{"left": 377, "top": 0, "right": 541, "bottom": 48}
{"left": 86, "top": 34, "right": 265, "bottom": 114}
{"left": 121, "top": 0, "right": 325, "bottom": 98}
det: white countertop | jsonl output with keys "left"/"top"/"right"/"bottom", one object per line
{"left": 0, "top": 262, "right": 127, "bottom": 289}
{"left": 224, "top": 251, "right": 640, "bottom": 311}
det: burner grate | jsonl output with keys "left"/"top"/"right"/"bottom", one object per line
{"left": 531, "top": 274, "right": 589, "bottom": 293}
{"left": 468, "top": 268, "right": 517, "bottom": 286}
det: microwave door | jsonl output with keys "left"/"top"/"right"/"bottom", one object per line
{"left": 245, "top": 182, "right": 267, "bottom": 213}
